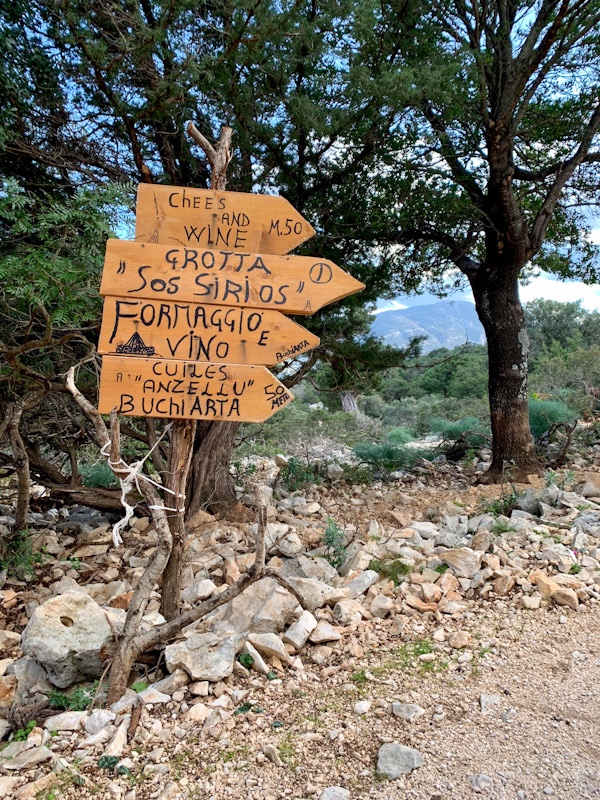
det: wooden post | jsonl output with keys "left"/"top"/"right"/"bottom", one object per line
{"left": 159, "top": 124, "right": 232, "bottom": 619}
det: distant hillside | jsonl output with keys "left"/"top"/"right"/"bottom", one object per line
{"left": 372, "top": 300, "right": 486, "bottom": 353}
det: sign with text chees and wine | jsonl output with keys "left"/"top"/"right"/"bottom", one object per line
{"left": 97, "top": 184, "right": 364, "bottom": 422}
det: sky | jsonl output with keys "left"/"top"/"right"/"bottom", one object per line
{"left": 376, "top": 228, "right": 600, "bottom": 313}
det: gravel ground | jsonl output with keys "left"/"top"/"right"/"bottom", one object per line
{"left": 55, "top": 603, "right": 600, "bottom": 800}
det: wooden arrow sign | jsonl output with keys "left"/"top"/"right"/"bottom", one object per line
{"left": 98, "top": 356, "right": 294, "bottom": 422}
{"left": 98, "top": 298, "right": 320, "bottom": 366}
{"left": 135, "top": 184, "right": 315, "bottom": 255}
{"left": 100, "top": 240, "right": 365, "bottom": 315}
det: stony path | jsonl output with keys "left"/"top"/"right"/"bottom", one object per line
{"left": 54, "top": 604, "right": 599, "bottom": 800}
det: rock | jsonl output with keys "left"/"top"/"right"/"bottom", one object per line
{"left": 479, "top": 694, "right": 500, "bottom": 713}
{"left": 521, "top": 595, "right": 542, "bottom": 610}
{"left": 321, "top": 787, "right": 350, "bottom": 800}
{"left": 14, "top": 772, "right": 56, "bottom": 800}
{"left": 552, "top": 587, "right": 579, "bottom": 609}
{"left": 247, "top": 632, "right": 292, "bottom": 663}
{"left": 354, "top": 700, "right": 371, "bottom": 715}
{"left": 404, "top": 594, "right": 437, "bottom": 614}
{"left": 185, "top": 703, "right": 211, "bottom": 724}
{"left": 345, "top": 570, "right": 379, "bottom": 599}
{"left": 282, "top": 610, "right": 318, "bottom": 649}
{"left": 448, "top": 630, "right": 470, "bottom": 649}
{"left": 285, "top": 576, "right": 345, "bottom": 612}
{"left": 493, "top": 574, "right": 515, "bottom": 595}
{"left": 577, "top": 472, "right": 600, "bottom": 498}
{"left": 151, "top": 669, "right": 190, "bottom": 695}
{"left": 85, "top": 709, "right": 116, "bottom": 735}
{"left": 0, "top": 630, "right": 21, "bottom": 649}
{"left": 439, "top": 548, "right": 482, "bottom": 578}
{"left": 308, "top": 621, "right": 341, "bottom": 643}
{"left": 326, "top": 464, "right": 344, "bottom": 480}
{"left": 181, "top": 579, "right": 217, "bottom": 605}
{"left": 20, "top": 591, "right": 121, "bottom": 687}
{"left": 391, "top": 702, "right": 426, "bottom": 721}
{"left": 102, "top": 716, "right": 130, "bottom": 759}
{"left": 377, "top": 742, "right": 424, "bottom": 779}
{"left": 332, "top": 599, "right": 363, "bottom": 625}
{"left": 205, "top": 577, "right": 298, "bottom": 635}
{"left": 516, "top": 488, "right": 541, "bottom": 515}
{"left": 470, "top": 773, "right": 494, "bottom": 792}
{"left": 0, "top": 674, "right": 17, "bottom": 708}
{"left": 529, "top": 570, "right": 561, "bottom": 599}
{"left": 138, "top": 686, "right": 171, "bottom": 704}
{"left": 370, "top": 594, "right": 394, "bottom": 618}
{"left": 0, "top": 777, "right": 21, "bottom": 795}
{"left": 470, "top": 530, "right": 494, "bottom": 552}
{"left": 165, "top": 632, "right": 236, "bottom": 682}
{"left": 1, "top": 745, "right": 54, "bottom": 771}
{"left": 241, "top": 641, "right": 270, "bottom": 675}
{"left": 43, "top": 711, "right": 87, "bottom": 731}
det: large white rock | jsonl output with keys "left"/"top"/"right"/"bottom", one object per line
{"left": 20, "top": 592, "right": 121, "bottom": 688}
{"left": 204, "top": 577, "right": 299, "bottom": 634}
{"left": 165, "top": 632, "right": 236, "bottom": 681}
{"left": 438, "top": 547, "right": 482, "bottom": 579}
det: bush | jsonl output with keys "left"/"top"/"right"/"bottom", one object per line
{"left": 353, "top": 441, "right": 435, "bottom": 472}
{"left": 428, "top": 416, "right": 489, "bottom": 444}
{"left": 279, "top": 457, "right": 322, "bottom": 491}
{"left": 79, "top": 459, "right": 117, "bottom": 488}
{"left": 0, "top": 530, "right": 44, "bottom": 580}
{"left": 387, "top": 426, "right": 414, "bottom": 444}
{"left": 528, "top": 398, "right": 578, "bottom": 440}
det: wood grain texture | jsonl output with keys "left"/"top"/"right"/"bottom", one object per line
{"left": 135, "top": 183, "right": 315, "bottom": 254}
{"left": 98, "top": 355, "right": 293, "bottom": 422}
{"left": 98, "top": 298, "right": 320, "bottom": 365}
{"left": 100, "top": 239, "right": 365, "bottom": 315}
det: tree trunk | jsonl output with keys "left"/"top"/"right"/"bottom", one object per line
{"left": 159, "top": 419, "right": 196, "bottom": 621}
{"left": 186, "top": 421, "right": 239, "bottom": 517}
{"left": 340, "top": 390, "right": 359, "bottom": 415}
{"left": 470, "top": 271, "right": 541, "bottom": 482}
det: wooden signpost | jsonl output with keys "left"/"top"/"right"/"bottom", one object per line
{"left": 98, "top": 356, "right": 293, "bottom": 422}
{"left": 97, "top": 183, "right": 364, "bottom": 422}
{"left": 100, "top": 239, "right": 364, "bottom": 315}
{"left": 98, "top": 298, "right": 320, "bottom": 366}
{"left": 135, "top": 183, "right": 316, "bottom": 254}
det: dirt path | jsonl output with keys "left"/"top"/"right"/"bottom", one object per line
{"left": 57, "top": 603, "right": 600, "bottom": 800}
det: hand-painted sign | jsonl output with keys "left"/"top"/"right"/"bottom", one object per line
{"left": 100, "top": 239, "right": 365, "bottom": 315}
{"left": 98, "top": 298, "right": 320, "bottom": 366}
{"left": 135, "top": 184, "right": 315, "bottom": 254}
{"left": 98, "top": 355, "right": 293, "bottom": 422}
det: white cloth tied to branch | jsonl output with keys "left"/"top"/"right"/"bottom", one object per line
{"left": 100, "top": 423, "right": 184, "bottom": 547}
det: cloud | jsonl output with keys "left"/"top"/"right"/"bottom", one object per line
{"left": 519, "top": 275, "right": 600, "bottom": 311}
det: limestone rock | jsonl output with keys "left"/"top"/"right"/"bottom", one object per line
{"left": 247, "top": 632, "right": 292, "bottom": 663}
{"left": 321, "top": 788, "right": 350, "bottom": 800}
{"left": 370, "top": 594, "right": 394, "bottom": 618}
{"left": 345, "top": 570, "right": 379, "bottom": 599}
{"left": 309, "top": 621, "right": 341, "bottom": 643}
{"left": 20, "top": 591, "right": 121, "bottom": 687}
{"left": 391, "top": 702, "right": 426, "bottom": 721}
{"left": 282, "top": 610, "right": 318, "bottom": 649}
{"left": 332, "top": 599, "right": 363, "bottom": 625}
{"left": 0, "top": 674, "right": 17, "bottom": 708}
{"left": 181, "top": 579, "right": 217, "bottom": 605}
{"left": 43, "top": 711, "right": 87, "bottom": 731}
{"left": 205, "top": 577, "right": 299, "bottom": 635}
{"left": 448, "top": 630, "right": 470, "bottom": 649}
{"left": 577, "top": 472, "right": 600, "bottom": 498}
{"left": 377, "top": 742, "right": 424, "bottom": 779}
{"left": 439, "top": 547, "right": 482, "bottom": 579}
{"left": 552, "top": 587, "right": 578, "bottom": 609}
{"left": 165, "top": 632, "right": 236, "bottom": 682}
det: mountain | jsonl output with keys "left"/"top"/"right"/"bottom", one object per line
{"left": 372, "top": 300, "right": 486, "bottom": 353}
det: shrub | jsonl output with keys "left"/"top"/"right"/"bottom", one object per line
{"left": 353, "top": 441, "right": 435, "bottom": 472}
{"left": 0, "top": 530, "right": 44, "bottom": 580}
{"left": 387, "top": 426, "right": 414, "bottom": 444}
{"left": 279, "top": 457, "right": 322, "bottom": 491}
{"left": 528, "top": 398, "right": 578, "bottom": 440}
{"left": 323, "top": 517, "right": 346, "bottom": 568}
{"left": 78, "top": 460, "right": 117, "bottom": 489}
